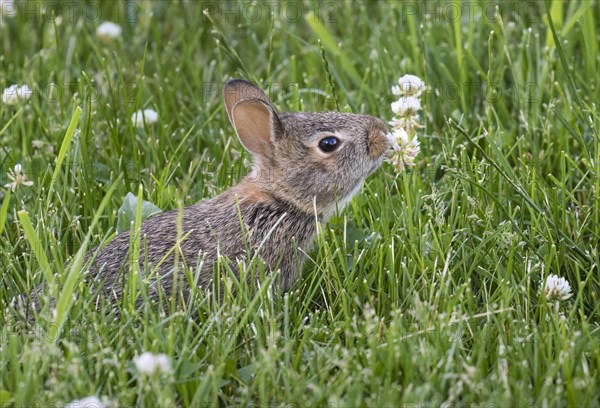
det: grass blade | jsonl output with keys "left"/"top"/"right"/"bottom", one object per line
{"left": 44, "top": 106, "right": 82, "bottom": 211}
{"left": 48, "top": 183, "right": 117, "bottom": 341}
{"left": 304, "top": 11, "right": 362, "bottom": 86}
{"left": 16, "top": 210, "right": 52, "bottom": 284}
{"left": 0, "top": 190, "right": 10, "bottom": 236}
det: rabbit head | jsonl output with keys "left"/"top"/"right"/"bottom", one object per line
{"left": 224, "top": 79, "right": 389, "bottom": 217}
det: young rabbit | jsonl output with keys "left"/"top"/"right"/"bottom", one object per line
{"left": 74, "top": 80, "right": 389, "bottom": 304}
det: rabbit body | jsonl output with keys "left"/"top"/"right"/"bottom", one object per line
{"left": 88, "top": 79, "right": 390, "bottom": 301}
{"left": 92, "top": 183, "right": 316, "bottom": 300}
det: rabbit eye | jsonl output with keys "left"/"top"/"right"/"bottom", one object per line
{"left": 318, "top": 136, "right": 339, "bottom": 153}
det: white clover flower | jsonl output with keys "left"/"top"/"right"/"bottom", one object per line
{"left": 131, "top": 108, "right": 159, "bottom": 127}
{"left": 64, "top": 395, "right": 106, "bottom": 408}
{"left": 0, "top": 0, "right": 17, "bottom": 18}
{"left": 544, "top": 274, "right": 572, "bottom": 301}
{"left": 31, "top": 140, "right": 44, "bottom": 149}
{"left": 388, "top": 115, "right": 423, "bottom": 133}
{"left": 385, "top": 129, "right": 420, "bottom": 171}
{"left": 2, "top": 84, "right": 33, "bottom": 105}
{"left": 4, "top": 163, "right": 34, "bottom": 191}
{"left": 134, "top": 352, "right": 171, "bottom": 375}
{"left": 392, "top": 74, "right": 426, "bottom": 97}
{"left": 386, "top": 75, "right": 426, "bottom": 172}
{"left": 391, "top": 96, "right": 421, "bottom": 117}
{"left": 96, "top": 21, "right": 122, "bottom": 42}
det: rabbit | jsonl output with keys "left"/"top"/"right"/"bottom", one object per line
{"left": 27, "top": 79, "right": 390, "bottom": 311}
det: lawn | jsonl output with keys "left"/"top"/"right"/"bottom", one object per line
{"left": 1, "top": 0, "right": 599, "bottom": 406}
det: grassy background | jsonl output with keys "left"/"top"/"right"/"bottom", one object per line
{"left": 1, "top": 0, "right": 599, "bottom": 406}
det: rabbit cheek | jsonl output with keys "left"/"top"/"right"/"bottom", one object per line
{"left": 308, "top": 149, "right": 338, "bottom": 172}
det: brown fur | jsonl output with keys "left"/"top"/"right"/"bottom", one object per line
{"left": 28, "top": 79, "right": 390, "bottom": 312}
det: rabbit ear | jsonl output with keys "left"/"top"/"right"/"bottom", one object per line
{"left": 224, "top": 79, "right": 272, "bottom": 119}
{"left": 224, "top": 80, "right": 282, "bottom": 157}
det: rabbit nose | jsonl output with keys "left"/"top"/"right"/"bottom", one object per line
{"left": 367, "top": 128, "right": 390, "bottom": 159}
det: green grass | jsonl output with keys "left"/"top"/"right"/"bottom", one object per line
{"left": 1, "top": 0, "right": 599, "bottom": 406}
